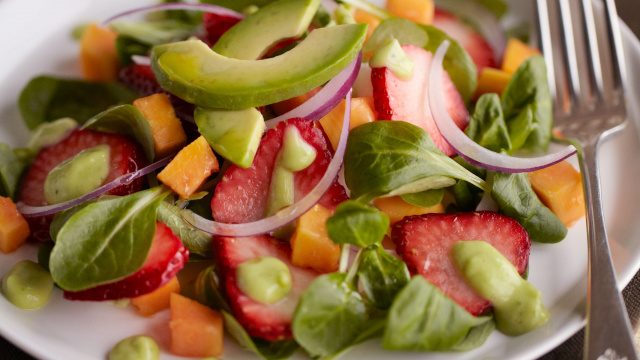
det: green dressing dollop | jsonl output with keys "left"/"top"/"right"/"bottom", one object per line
{"left": 237, "top": 256, "right": 292, "bottom": 304}
{"left": 44, "top": 144, "right": 110, "bottom": 204}
{"left": 1, "top": 260, "right": 54, "bottom": 310}
{"left": 452, "top": 241, "right": 549, "bottom": 336}
{"left": 370, "top": 38, "right": 415, "bottom": 80}
{"left": 108, "top": 335, "right": 160, "bottom": 360}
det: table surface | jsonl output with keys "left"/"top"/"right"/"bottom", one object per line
{"left": 2, "top": 0, "right": 640, "bottom": 359}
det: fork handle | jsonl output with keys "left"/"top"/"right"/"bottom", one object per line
{"left": 581, "top": 142, "right": 638, "bottom": 360}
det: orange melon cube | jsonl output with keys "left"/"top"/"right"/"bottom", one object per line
{"left": 271, "top": 87, "right": 321, "bottom": 116}
{"left": 133, "top": 94, "right": 187, "bottom": 158}
{"left": 79, "top": 23, "right": 118, "bottom": 82}
{"left": 170, "top": 293, "right": 223, "bottom": 358}
{"left": 528, "top": 161, "right": 585, "bottom": 227}
{"left": 291, "top": 204, "right": 340, "bottom": 273}
{"left": 354, "top": 9, "right": 381, "bottom": 40}
{"left": 0, "top": 197, "right": 30, "bottom": 254}
{"left": 157, "top": 136, "right": 219, "bottom": 199}
{"left": 476, "top": 67, "right": 512, "bottom": 97}
{"left": 374, "top": 196, "right": 444, "bottom": 224}
{"left": 386, "top": 0, "right": 434, "bottom": 25}
{"left": 319, "top": 97, "right": 376, "bottom": 151}
{"left": 131, "top": 277, "right": 181, "bottom": 317}
{"left": 501, "top": 38, "right": 541, "bottom": 74}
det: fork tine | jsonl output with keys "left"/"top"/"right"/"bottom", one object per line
{"left": 602, "top": 0, "right": 627, "bottom": 100}
{"left": 558, "top": 0, "right": 581, "bottom": 103}
{"left": 579, "top": 0, "right": 604, "bottom": 101}
{"left": 534, "top": 0, "right": 561, "bottom": 109}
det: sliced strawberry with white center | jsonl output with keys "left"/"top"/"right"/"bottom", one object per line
{"left": 64, "top": 222, "right": 189, "bottom": 301}
{"left": 216, "top": 235, "right": 317, "bottom": 341}
{"left": 211, "top": 118, "right": 348, "bottom": 224}
{"left": 372, "top": 45, "right": 469, "bottom": 156}
{"left": 432, "top": 9, "right": 496, "bottom": 72}
{"left": 392, "top": 211, "right": 530, "bottom": 315}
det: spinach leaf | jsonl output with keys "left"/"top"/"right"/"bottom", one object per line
{"left": 292, "top": 273, "right": 370, "bottom": 357}
{"left": 18, "top": 76, "right": 137, "bottom": 130}
{"left": 474, "top": 0, "right": 508, "bottom": 19}
{"left": 50, "top": 187, "right": 169, "bottom": 291}
{"left": 115, "top": 35, "right": 151, "bottom": 65}
{"left": 365, "top": 18, "right": 477, "bottom": 101}
{"left": 0, "top": 143, "right": 26, "bottom": 199}
{"left": 326, "top": 201, "right": 389, "bottom": 247}
{"left": 223, "top": 311, "right": 298, "bottom": 360}
{"left": 344, "top": 121, "right": 485, "bottom": 199}
{"left": 194, "top": 265, "right": 230, "bottom": 311}
{"left": 502, "top": 56, "right": 553, "bottom": 152}
{"left": 357, "top": 245, "right": 410, "bottom": 309}
{"left": 467, "top": 93, "right": 511, "bottom": 152}
{"left": 49, "top": 201, "right": 95, "bottom": 242}
{"left": 400, "top": 189, "right": 444, "bottom": 208}
{"left": 200, "top": 0, "right": 275, "bottom": 11}
{"left": 491, "top": 172, "right": 567, "bottom": 243}
{"left": 110, "top": 19, "right": 197, "bottom": 45}
{"left": 82, "top": 104, "right": 155, "bottom": 161}
{"left": 452, "top": 319, "right": 495, "bottom": 351}
{"left": 158, "top": 202, "right": 212, "bottom": 257}
{"left": 383, "top": 277, "right": 490, "bottom": 351}
{"left": 27, "top": 118, "right": 78, "bottom": 153}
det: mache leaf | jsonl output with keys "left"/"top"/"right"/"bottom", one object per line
{"left": 157, "top": 202, "right": 212, "bottom": 257}
{"left": 357, "top": 244, "right": 410, "bottom": 309}
{"left": 326, "top": 200, "right": 389, "bottom": 247}
{"left": 0, "top": 143, "right": 26, "bottom": 199}
{"left": 223, "top": 311, "right": 298, "bottom": 360}
{"left": 467, "top": 93, "right": 512, "bottom": 152}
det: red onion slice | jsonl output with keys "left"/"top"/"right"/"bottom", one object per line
{"left": 185, "top": 90, "right": 353, "bottom": 237}
{"left": 428, "top": 41, "right": 577, "bottom": 173}
{"left": 265, "top": 54, "right": 361, "bottom": 129}
{"left": 321, "top": 0, "right": 338, "bottom": 14}
{"left": 436, "top": 0, "right": 506, "bottom": 61}
{"left": 17, "top": 157, "right": 172, "bottom": 217}
{"left": 102, "top": 3, "right": 243, "bottom": 26}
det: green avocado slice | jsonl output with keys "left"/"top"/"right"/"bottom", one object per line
{"left": 151, "top": 24, "right": 366, "bottom": 110}
{"left": 213, "top": 0, "right": 320, "bottom": 60}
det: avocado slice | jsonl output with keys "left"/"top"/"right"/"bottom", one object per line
{"left": 151, "top": 24, "right": 366, "bottom": 109}
{"left": 213, "top": 0, "right": 320, "bottom": 60}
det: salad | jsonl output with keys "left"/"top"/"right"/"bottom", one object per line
{"left": 0, "top": 0, "right": 587, "bottom": 359}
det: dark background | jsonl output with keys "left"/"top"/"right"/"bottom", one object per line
{"left": 1, "top": 1, "right": 640, "bottom": 359}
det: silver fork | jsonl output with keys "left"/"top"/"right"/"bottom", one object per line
{"left": 535, "top": 0, "right": 638, "bottom": 359}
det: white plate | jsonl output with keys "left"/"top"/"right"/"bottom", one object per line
{"left": 1, "top": 1, "right": 640, "bottom": 359}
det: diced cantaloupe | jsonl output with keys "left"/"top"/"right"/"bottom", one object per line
{"left": 79, "top": 23, "right": 118, "bottom": 82}
{"left": 373, "top": 196, "right": 444, "bottom": 224}
{"left": 354, "top": 9, "right": 381, "bottom": 40}
{"left": 291, "top": 204, "right": 340, "bottom": 273}
{"left": 476, "top": 67, "right": 512, "bottom": 97}
{"left": 170, "top": 293, "right": 224, "bottom": 358}
{"left": 501, "top": 38, "right": 541, "bottom": 74}
{"left": 528, "top": 161, "right": 585, "bottom": 227}
{"left": 157, "top": 136, "right": 219, "bottom": 199}
{"left": 0, "top": 197, "right": 30, "bottom": 254}
{"left": 131, "top": 277, "right": 181, "bottom": 317}
{"left": 271, "top": 87, "right": 321, "bottom": 116}
{"left": 133, "top": 94, "right": 187, "bottom": 158}
{"left": 319, "top": 97, "right": 376, "bottom": 151}
{"left": 386, "top": 0, "right": 434, "bottom": 25}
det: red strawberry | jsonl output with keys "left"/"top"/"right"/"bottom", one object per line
{"left": 19, "top": 129, "right": 146, "bottom": 241}
{"left": 432, "top": 9, "right": 496, "bottom": 72}
{"left": 211, "top": 118, "right": 348, "bottom": 224}
{"left": 392, "top": 211, "right": 530, "bottom": 315}
{"left": 216, "top": 235, "right": 317, "bottom": 341}
{"left": 64, "top": 222, "right": 188, "bottom": 301}
{"left": 118, "top": 64, "right": 162, "bottom": 96}
{"left": 372, "top": 45, "right": 469, "bottom": 156}
{"left": 203, "top": 12, "right": 242, "bottom": 46}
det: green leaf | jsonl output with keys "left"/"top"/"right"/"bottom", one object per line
{"left": 50, "top": 187, "right": 169, "bottom": 291}
{"left": 383, "top": 277, "right": 490, "bottom": 351}
{"left": 357, "top": 245, "right": 410, "bottom": 309}
{"left": 0, "top": 143, "right": 26, "bottom": 199}
{"left": 200, "top": 0, "right": 276, "bottom": 12}
{"left": 452, "top": 319, "right": 495, "bottom": 351}
{"left": 466, "top": 93, "right": 511, "bottom": 152}
{"left": 82, "top": 104, "right": 155, "bottom": 161}
{"left": 49, "top": 201, "right": 95, "bottom": 242}
{"left": 157, "top": 202, "right": 212, "bottom": 257}
{"left": 474, "top": 0, "right": 508, "bottom": 19}
{"left": 222, "top": 311, "right": 298, "bottom": 360}
{"left": 326, "top": 201, "right": 389, "bottom": 247}
{"left": 110, "top": 19, "right": 197, "bottom": 45}
{"left": 491, "top": 172, "right": 567, "bottom": 243}
{"left": 292, "top": 273, "right": 369, "bottom": 357}
{"left": 400, "top": 189, "right": 444, "bottom": 208}
{"left": 194, "top": 265, "right": 231, "bottom": 311}
{"left": 115, "top": 35, "right": 151, "bottom": 65}
{"left": 502, "top": 56, "right": 553, "bottom": 152}
{"left": 344, "top": 121, "right": 485, "bottom": 199}
{"left": 18, "top": 76, "right": 136, "bottom": 130}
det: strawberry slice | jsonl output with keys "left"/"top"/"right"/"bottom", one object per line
{"left": 216, "top": 235, "right": 317, "bottom": 341}
{"left": 372, "top": 45, "right": 469, "bottom": 156}
{"left": 19, "top": 129, "right": 146, "bottom": 241}
{"left": 211, "top": 118, "right": 348, "bottom": 224}
{"left": 392, "top": 211, "right": 530, "bottom": 315}
{"left": 432, "top": 9, "right": 496, "bottom": 72}
{"left": 118, "top": 64, "right": 162, "bottom": 97}
{"left": 64, "top": 222, "right": 189, "bottom": 301}
{"left": 203, "top": 12, "right": 242, "bottom": 46}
